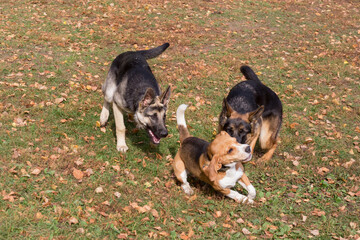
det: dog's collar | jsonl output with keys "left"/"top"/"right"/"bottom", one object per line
{"left": 218, "top": 165, "right": 230, "bottom": 172}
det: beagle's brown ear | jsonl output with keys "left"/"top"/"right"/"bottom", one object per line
{"left": 204, "top": 154, "right": 221, "bottom": 182}
{"left": 249, "top": 105, "right": 264, "bottom": 123}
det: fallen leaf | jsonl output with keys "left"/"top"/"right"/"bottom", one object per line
{"left": 350, "top": 222, "right": 357, "bottom": 229}
{"left": 214, "top": 211, "right": 222, "bottom": 218}
{"left": 117, "top": 233, "right": 128, "bottom": 239}
{"left": 112, "top": 165, "right": 120, "bottom": 172}
{"left": 73, "top": 168, "right": 84, "bottom": 180}
{"left": 114, "top": 192, "right": 121, "bottom": 198}
{"left": 317, "top": 167, "right": 330, "bottom": 175}
{"left": 311, "top": 208, "right": 326, "bottom": 216}
{"left": 35, "top": 212, "right": 43, "bottom": 219}
{"left": 76, "top": 228, "right": 85, "bottom": 234}
{"left": 31, "top": 168, "right": 42, "bottom": 175}
{"left": 20, "top": 168, "right": 30, "bottom": 177}
{"left": 236, "top": 218, "right": 245, "bottom": 224}
{"left": 242, "top": 228, "right": 251, "bottom": 235}
{"left": 54, "top": 97, "right": 65, "bottom": 104}
{"left": 342, "top": 159, "right": 355, "bottom": 168}
{"left": 159, "top": 232, "right": 170, "bottom": 237}
{"left": 223, "top": 223, "right": 232, "bottom": 228}
{"left": 95, "top": 186, "right": 104, "bottom": 193}
{"left": 151, "top": 209, "right": 159, "bottom": 218}
{"left": 69, "top": 217, "right": 79, "bottom": 225}
{"left": 310, "top": 229, "right": 319, "bottom": 236}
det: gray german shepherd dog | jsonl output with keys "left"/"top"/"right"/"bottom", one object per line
{"left": 100, "top": 43, "right": 171, "bottom": 152}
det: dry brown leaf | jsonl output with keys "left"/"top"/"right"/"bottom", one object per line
{"left": 112, "top": 165, "right": 120, "bottom": 172}
{"left": 311, "top": 208, "right": 326, "bottom": 216}
{"left": 235, "top": 218, "right": 244, "bottom": 224}
{"left": 35, "top": 212, "right": 43, "bottom": 219}
{"left": 95, "top": 186, "right": 104, "bottom": 193}
{"left": 310, "top": 229, "right": 319, "bottom": 236}
{"left": 69, "top": 217, "right": 78, "bottom": 225}
{"left": 151, "top": 209, "right": 159, "bottom": 218}
{"left": 55, "top": 97, "right": 65, "bottom": 104}
{"left": 21, "top": 168, "right": 30, "bottom": 177}
{"left": 317, "top": 167, "right": 330, "bottom": 175}
{"left": 117, "top": 233, "right": 128, "bottom": 239}
{"left": 223, "top": 223, "right": 232, "bottom": 228}
{"left": 159, "top": 232, "right": 170, "bottom": 237}
{"left": 242, "top": 228, "right": 251, "bottom": 235}
{"left": 31, "top": 168, "right": 42, "bottom": 175}
{"left": 342, "top": 159, "right": 355, "bottom": 168}
{"left": 214, "top": 211, "right": 222, "bottom": 218}
{"left": 73, "top": 168, "right": 84, "bottom": 180}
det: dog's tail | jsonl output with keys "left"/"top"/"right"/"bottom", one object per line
{"left": 138, "top": 43, "right": 170, "bottom": 60}
{"left": 177, "top": 104, "right": 191, "bottom": 144}
{"left": 240, "top": 65, "right": 261, "bottom": 83}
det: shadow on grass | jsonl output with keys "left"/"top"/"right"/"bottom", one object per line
{"left": 108, "top": 114, "right": 166, "bottom": 155}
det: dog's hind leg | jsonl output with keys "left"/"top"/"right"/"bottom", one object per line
{"left": 173, "top": 152, "right": 194, "bottom": 195}
{"left": 113, "top": 102, "right": 128, "bottom": 152}
{"left": 100, "top": 100, "right": 111, "bottom": 126}
{"left": 100, "top": 70, "right": 117, "bottom": 126}
{"left": 258, "top": 119, "right": 279, "bottom": 162}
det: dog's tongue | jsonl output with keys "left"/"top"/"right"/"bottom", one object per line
{"left": 148, "top": 129, "right": 160, "bottom": 144}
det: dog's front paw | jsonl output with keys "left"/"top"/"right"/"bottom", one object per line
{"left": 238, "top": 196, "right": 254, "bottom": 204}
{"left": 116, "top": 144, "right": 129, "bottom": 152}
{"left": 181, "top": 183, "right": 194, "bottom": 195}
{"left": 100, "top": 111, "right": 109, "bottom": 126}
{"left": 245, "top": 197, "right": 254, "bottom": 204}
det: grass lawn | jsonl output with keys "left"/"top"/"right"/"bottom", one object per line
{"left": 1, "top": 0, "right": 359, "bottom": 239}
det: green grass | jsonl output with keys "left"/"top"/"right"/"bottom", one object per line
{"left": 1, "top": 0, "right": 359, "bottom": 239}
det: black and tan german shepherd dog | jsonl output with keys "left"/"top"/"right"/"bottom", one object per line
{"left": 219, "top": 65, "right": 282, "bottom": 163}
{"left": 100, "top": 43, "right": 171, "bottom": 152}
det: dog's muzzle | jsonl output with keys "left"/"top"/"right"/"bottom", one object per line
{"left": 147, "top": 128, "right": 168, "bottom": 145}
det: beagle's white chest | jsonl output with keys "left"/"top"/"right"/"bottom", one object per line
{"left": 218, "top": 167, "right": 244, "bottom": 189}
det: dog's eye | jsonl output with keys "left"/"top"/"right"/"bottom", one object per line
{"left": 228, "top": 148, "right": 233, "bottom": 154}
{"left": 151, "top": 114, "right": 157, "bottom": 120}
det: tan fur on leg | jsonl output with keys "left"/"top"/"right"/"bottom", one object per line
{"left": 113, "top": 102, "right": 128, "bottom": 152}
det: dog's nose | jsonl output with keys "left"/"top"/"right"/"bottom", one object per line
{"left": 245, "top": 146, "right": 251, "bottom": 153}
{"left": 159, "top": 129, "right": 168, "bottom": 138}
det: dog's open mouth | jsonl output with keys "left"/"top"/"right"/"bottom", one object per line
{"left": 148, "top": 129, "right": 161, "bottom": 145}
{"left": 242, "top": 154, "right": 252, "bottom": 163}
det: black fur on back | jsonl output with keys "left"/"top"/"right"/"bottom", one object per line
{"left": 109, "top": 43, "right": 169, "bottom": 112}
{"left": 226, "top": 65, "right": 282, "bottom": 120}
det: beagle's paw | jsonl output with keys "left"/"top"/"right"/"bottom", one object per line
{"left": 228, "top": 191, "right": 253, "bottom": 204}
{"left": 238, "top": 195, "right": 254, "bottom": 204}
{"left": 181, "top": 183, "right": 194, "bottom": 195}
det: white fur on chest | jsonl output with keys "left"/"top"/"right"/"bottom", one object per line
{"left": 219, "top": 167, "right": 244, "bottom": 189}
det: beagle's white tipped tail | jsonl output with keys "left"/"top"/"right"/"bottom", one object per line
{"left": 176, "top": 104, "right": 188, "bottom": 128}
{"left": 176, "top": 104, "right": 190, "bottom": 143}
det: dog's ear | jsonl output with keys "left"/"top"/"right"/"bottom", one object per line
{"left": 249, "top": 105, "right": 264, "bottom": 123}
{"left": 204, "top": 154, "right": 221, "bottom": 182}
{"left": 160, "top": 85, "right": 171, "bottom": 106}
{"left": 223, "top": 98, "right": 234, "bottom": 118}
{"left": 139, "top": 88, "right": 156, "bottom": 109}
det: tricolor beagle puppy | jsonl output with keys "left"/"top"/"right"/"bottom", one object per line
{"left": 173, "top": 104, "right": 256, "bottom": 203}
